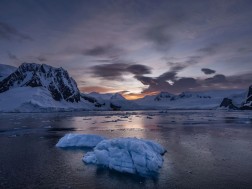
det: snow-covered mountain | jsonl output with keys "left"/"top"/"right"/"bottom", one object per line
{"left": 0, "top": 63, "right": 100, "bottom": 112}
{"left": 134, "top": 90, "right": 246, "bottom": 110}
{"left": 0, "top": 63, "right": 141, "bottom": 112}
{"left": 0, "top": 63, "right": 251, "bottom": 112}
{"left": 87, "top": 92, "right": 114, "bottom": 100}
{"left": 83, "top": 92, "right": 142, "bottom": 110}
{"left": 0, "top": 64, "right": 16, "bottom": 81}
{"left": 0, "top": 63, "right": 80, "bottom": 102}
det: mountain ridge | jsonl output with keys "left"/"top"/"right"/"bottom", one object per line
{"left": 0, "top": 63, "right": 251, "bottom": 112}
{"left": 0, "top": 63, "right": 80, "bottom": 102}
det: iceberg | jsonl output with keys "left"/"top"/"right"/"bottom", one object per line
{"left": 83, "top": 137, "right": 166, "bottom": 176}
{"left": 56, "top": 134, "right": 106, "bottom": 148}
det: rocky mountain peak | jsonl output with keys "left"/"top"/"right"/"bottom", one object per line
{"left": 0, "top": 63, "right": 80, "bottom": 102}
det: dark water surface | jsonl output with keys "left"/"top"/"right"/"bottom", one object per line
{"left": 0, "top": 110, "right": 252, "bottom": 189}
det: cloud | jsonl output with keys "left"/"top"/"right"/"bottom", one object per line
{"left": 131, "top": 56, "right": 204, "bottom": 94}
{"left": 37, "top": 56, "right": 47, "bottom": 62}
{"left": 201, "top": 68, "right": 216, "bottom": 75}
{"left": 90, "top": 63, "right": 129, "bottom": 80}
{"left": 7, "top": 52, "right": 18, "bottom": 60}
{"left": 83, "top": 44, "right": 123, "bottom": 58}
{"left": 205, "top": 74, "right": 226, "bottom": 83}
{"left": 134, "top": 67, "right": 251, "bottom": 94}
{"left": 173, "top": 77, "right": 199, "bottom": 89}
{"left": 79, "top": 86, "right": 116, "bottom": 93}
{"left": 237, "top": 47, "right": 252, "bottom": 54}
{"left": 167, "top": 55, "right": 201, "bottom": 71}
{"left": 144, "top": 24, "right": 173, "bottom": 51}
{"left": 142, "top": 9, "right": 189, "bottom": 52}
{"left": 0, "top": 21, "right": 33, "bottom": 41}
{"left": 134, "top": 75, "right": 157, "bottom": 85}
{"left": 135, "top": 72, "right": 199, "bottom": 94}
{"left": 126, "top": 64, "right": 151, "bottom": 75}
{"left": 198, "top": 43, "right": 220, "bottom": 55}
{"left": 90, "top": 63, "right": 152, "bottom": 80}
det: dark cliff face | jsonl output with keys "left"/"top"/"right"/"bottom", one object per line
{"left": 219, "top": 98, "right": 238, "bottom": 110}
{"left": 154, "top": 92, "right": 174, "bottom": 101}
{"left": 246, "top": 85, "right": 252, "bottom": 103}
{"left": 0, "top": 63, "right": 80, "bottom": 102}
{"left": 240, "top": 85, "right": 252, "bottom": 110}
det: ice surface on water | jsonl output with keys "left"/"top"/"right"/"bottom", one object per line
{"left": 56, "top": 133, "right": 106, "bottom": 148}
{"left": 83, "top": 137, "right": 166, "bottom": 176}
{"left": 56, "top": 133, "right": 166, "bottom": 176}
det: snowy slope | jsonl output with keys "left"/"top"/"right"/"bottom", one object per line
{"left": 0, "top": 87, "right": 96, "bottom": 112}
{"left": 134, "top": 90, "right": 246, "bottom": 109}
{"left": 87, "top": 92, "right": 114, "bottom": 100}
{"left": 0, "top": 63, "right": 105, "bottom": 112}
{"left": 0, "top": 64, "right": 16, "bottom": 81}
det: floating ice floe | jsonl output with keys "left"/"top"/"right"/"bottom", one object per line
{"left": 56, "top": 134, "right": 166, "bottom": 176}
{"left": 83, "top": 137, "right": 166, "bottom": 176}
{"left": 56, "top": 134, "right": 106, "bottom": 148}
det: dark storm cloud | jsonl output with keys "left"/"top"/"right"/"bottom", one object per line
{"left": 135, "top": 73, "right": 200, "bottom": 94}
{"left": 0, "top": 21, "right": 32, "bottom": 41}
{"left": 126, "top": 64, "right": 151, "bottom": 75}
{"left": 205, "top": 74, "right": 226, "bottom": 83}
{"left": 135, "top": 63, "right": 200, "bottom": 94}
{"left": 90, "top": 63, "right": 152, "bottom": 80}
{"left": 134, "top": 65, "right": 251, "bottom": 94}
{"left": 135, "top": 70, "right": 250, "bottom": 94}
{"left": 134, "top": 75, "right": 156, "bottom": 86}
{"left": 135, "top": 55, "right": 205, "bottom": 93}
{"left": 158, "top": 71, "right": 177, "bottom": 81}
{"left": 201, "top": 68, "right": 216, "bottom": 75}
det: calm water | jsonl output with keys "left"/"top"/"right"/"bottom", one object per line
{"left": 0, "top": 110, "right": 252, "bottom": 189}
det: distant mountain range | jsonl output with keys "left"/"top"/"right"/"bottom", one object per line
{"left": 0, "top": 63, "right": 251, "bottom": 112}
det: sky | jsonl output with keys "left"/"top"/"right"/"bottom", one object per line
{"left": 0, "top": 0, "right": 252, "bottom": 99}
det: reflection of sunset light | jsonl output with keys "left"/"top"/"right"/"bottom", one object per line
{"left": 71, "top": 114, "right": 152, "bottom": 139}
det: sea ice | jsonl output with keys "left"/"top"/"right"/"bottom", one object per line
{"left": 56, "top": 134, "right": 106, "bottom": 148}
{"left": 83, "top": 137, "right": 166, "bottom": 176}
